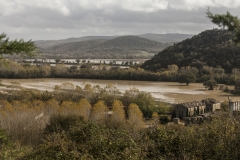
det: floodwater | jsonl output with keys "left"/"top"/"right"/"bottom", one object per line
{"left": 0, "top": 78, "right": 237, "bottom": 104}
{"left": 24, "top": 59, "right": 148, "bottom": 64}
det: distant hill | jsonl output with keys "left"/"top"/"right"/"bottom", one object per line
{"left": 142, "top": 29, "right": 240, "bottom": 72}
{"left": 39, "top": 36, "right": 171, "bottom": 59}
{"left": 99, "top": 36, "right": 164, "bottom": 48}
{"left": 138, "top": 33, "right": 193, "bottom": 43}
{"left": 35, "top": 33, "right": 192, "bottom": 49}
{"left": 34, "top": 36, "right": 117, "bottom": 49}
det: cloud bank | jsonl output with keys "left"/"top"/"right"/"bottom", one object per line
{"left": 0, "top": 0, "right": 239, "bottom": 40}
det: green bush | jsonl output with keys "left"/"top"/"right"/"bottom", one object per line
{"left": 0, "top": 129, "right": 19, "bottom": 160}
{"left": 159, "top": 115, "right": 171, "bottom": 124}
{"left": 23, "top": 115, "right": 141, "bottom": 160}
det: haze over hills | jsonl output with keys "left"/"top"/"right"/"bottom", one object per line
{"left": 142, "top": 29, "right": 240, "bottom": 73}
{"left": 35, "top": 36, "right": 118, "bottom": 49}
{"left": 35, "top": 33, "right": 192, "bottom": 59}
{"left": 138, "top": 33, "right": 193, "bottom": 43}
{"left": 39, "top": 36, "right": 171, "bottom": 59}
{"left": 35, "top": 33, "right": 193, "bottom": 49}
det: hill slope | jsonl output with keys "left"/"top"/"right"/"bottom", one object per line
{"left": 35, "top": 36, "right": 117, "bottom": 49}
{"left": 35, "top": 33, "right": 192, "bottom": 49}
{"left": 40, "top": 36, "right": 171, "bottom": 59}
{"left": 138, "top": 33, "right": 193, "bottom": 43}
{"left": 98, "top": 36, "right": 165, "bottom": 48}
{"left": 142, "top": 29, "right": 240, "bottom": 72}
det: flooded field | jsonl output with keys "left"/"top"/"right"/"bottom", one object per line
{"left": 24, "top": 59, "right": 148, "bottom": 64}
{"left": 0, "top": 78, "right": 237, "bottom": 104}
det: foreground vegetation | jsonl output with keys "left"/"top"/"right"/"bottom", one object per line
{"left": 0, "top": 87, "right": 239, "bottom": 159}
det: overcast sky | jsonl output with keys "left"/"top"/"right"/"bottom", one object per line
{"left": 1, "top": 0, "right": 240, "bottom": 40}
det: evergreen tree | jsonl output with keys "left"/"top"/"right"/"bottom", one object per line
{"left": 0, "top": 33, "right": 38, "bottom": 59}
{"left": 206, "top": 8, "right": 240, "bottom": 43}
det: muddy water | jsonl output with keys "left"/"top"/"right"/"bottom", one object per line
{"left": 0, "top": 78, "right": 236, "bottom": 104}
{"left": 25, "top": 59, "right": 147, "bottom": 64}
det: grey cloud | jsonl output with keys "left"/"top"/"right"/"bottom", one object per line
{"left": 1, "top": 0, "right": 240, "bottom": 40}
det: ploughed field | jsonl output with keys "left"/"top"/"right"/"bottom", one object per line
{"left": 0, "top": 78, "right": 236, "bottom": 103}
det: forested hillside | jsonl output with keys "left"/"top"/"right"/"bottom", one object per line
{"left": 34, "top": 36, "right": 117, "bottom": 49}
{"left": 142, "top": 29, "right": 240, "bottom": 72}
{"left": 139, "top": 33, "right": 193, "bottom": 43}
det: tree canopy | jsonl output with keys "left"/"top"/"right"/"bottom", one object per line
{"left": 206, "top": 8, "right": 240, "bottom": 43}
{"left": 203, "top": 78, "right": 218, "bottom": 90}
{"left": 0, "top": 33, "right": 37, "bottom": 59}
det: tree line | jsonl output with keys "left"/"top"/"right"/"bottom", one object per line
{"left": 0, "top": 82, "right": 171, "bottom": 119}
{"left": 2, "top": 59, "right": 240, "bottom": 87}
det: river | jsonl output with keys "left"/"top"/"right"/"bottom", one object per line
{"left": 0, "top": 78, "right": 236, "bottom": 104}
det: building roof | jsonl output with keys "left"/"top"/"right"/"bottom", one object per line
{"left": 201, "top": 98, "right": 220, "bottom": 104}
{"left": 176, "top": 101, "right": 205, "bottom": 108}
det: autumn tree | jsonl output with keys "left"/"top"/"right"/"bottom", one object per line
{"left": 168, "top": 64, "right": 179, "bottom": 71}
{"left": 108, "top": 100, "right": 126, "bottom": 128}
{"left": 51, "top": 64, "right": 68, "bottom": 77}
{"left": 39, "top": 65, "right": 51, "bottom": 78}
{"left": 90, "top": 100, "right": 108, "bottom": 123}
{"left": 77, "top": 98, "right": 92, "bottom": 120}
{"left": 60, "top": 101, "right": 77, "bottom": 115}
{"left": 127, "top": 103, "right": 144, "bottom": 130}
{"left": 45, "top": 99, "right": 59, "bottom": 115}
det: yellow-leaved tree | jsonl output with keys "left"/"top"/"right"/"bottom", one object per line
{"left": 90, "top": 100, "right": 108, "bottom": 123}
{"left": 108, "top": 100, "right": 126, "bottom": 128}
{"left": 77, "top": 98, "right": 92, "bottom": 120}
{"left": 127, "top": 103, "right": 144, "bottom": 130}
{"left": 45, "top": 99, "right": 59, "bottom": 115}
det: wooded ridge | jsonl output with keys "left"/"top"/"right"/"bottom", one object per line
{"left": 142, "top": 29, "right": 240, "bottom": 73}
